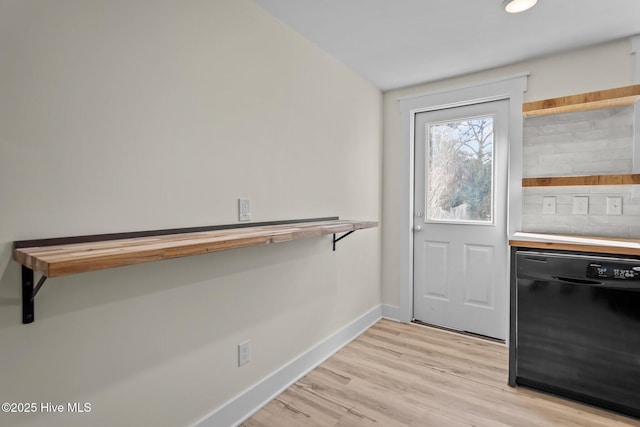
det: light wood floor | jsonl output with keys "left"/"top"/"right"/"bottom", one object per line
{"left": 242, "top": 319, "right": 640, "bottom": 427}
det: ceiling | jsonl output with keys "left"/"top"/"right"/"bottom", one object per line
{"left": 251, "top": 0, "right": 640, "bottom": 91}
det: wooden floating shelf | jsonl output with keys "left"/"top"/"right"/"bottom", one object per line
{"left": 522, "top": 174, "right": 640, "bottom": 187}
{"left": 14, "top": 219, "right": 377, "bottom": 277}
{"left": 13, "top": 217, "right": 378, "bottom": 324}
{"left": 522, "top": 84, "right": 640, "bottom": 118}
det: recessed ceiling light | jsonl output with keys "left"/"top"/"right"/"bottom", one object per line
{"left": 503, "top": 0, "right": 538, "bottom": 13}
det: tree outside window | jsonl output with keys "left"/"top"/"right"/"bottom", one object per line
{"left": 426, "top": 116, "right": 494, "bottom": 223}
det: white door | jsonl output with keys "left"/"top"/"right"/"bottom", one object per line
{"left": 413, "top": 100, "right": 509, "bottom": 340}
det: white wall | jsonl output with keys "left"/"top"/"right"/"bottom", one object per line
{"left": 382, "top": 38, "right": 636, "bottom": 308}
{"left": 0, "top": 1, "right": 382, "bottom": 426}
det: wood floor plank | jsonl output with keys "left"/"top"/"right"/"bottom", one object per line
{"left": 242, "top": 320, "right": 640, "bottom": 427}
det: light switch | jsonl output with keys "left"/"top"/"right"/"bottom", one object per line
{"left": 572, "top": 196, "right": 589, "bottom": 215}
{"left": 542, "top": 196, "right": 556, "bottom": 214}
{"left": 606, "top": 197, "right": 623, "bottom": 215}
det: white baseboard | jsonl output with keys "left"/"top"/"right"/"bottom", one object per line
{"left": 382, "top": 304, "right": 402, "bottom": 322}
{"left": 193, "top": 305, "right": 382, "bottom": 427}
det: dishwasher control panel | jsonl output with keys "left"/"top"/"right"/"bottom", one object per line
{"left": 587, "top": 263, "right": 640, "bottom": 280}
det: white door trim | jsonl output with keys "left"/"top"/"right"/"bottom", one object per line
{"left": 397, "top": 74, "right": 528, "bottom": 345}
{"left": 632, "top": 34, "right": 640, "bottom": 84}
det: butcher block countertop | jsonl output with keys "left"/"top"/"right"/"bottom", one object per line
{"left": 509, "top": 232, "right": 640, "bottom": 257}
{"left": 13, "top": 219, "right": 378, "bottom": 278}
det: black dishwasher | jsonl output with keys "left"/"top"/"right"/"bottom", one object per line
{"left": 512, "top": 250, "right": 640, "bottom": 418}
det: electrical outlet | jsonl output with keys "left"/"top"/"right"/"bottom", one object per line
{"left": 238, "top": 340, "right": 251, "bottom": 367}
{"left": 542, "top": 196, "right": 556, "bottom": 215}
{"left": 606, "top": 197, "right": 623, "bottom": 215}
{"left": 572, "top": 196, "right": 589, "bottom": 215}
{"left": 238, "top": 198, "right": 251, "bottom": 221}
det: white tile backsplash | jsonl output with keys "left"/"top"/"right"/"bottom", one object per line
{"left": 524, "top": 107, "right": 634, "bottom": 178}
{"left": 539, "top": 121, "right": 591, "bottom": 135}
{"left": 522, "top": 106, "right": 640, "bottom": 238}
{"left": 572, "top": 159, "right": 632, "bottom": 175}
{"left": 573, "top": 128, "right": 614, "bottom": 142}
{"left": 522, "top": 186, "right": 640, "bottom": 237}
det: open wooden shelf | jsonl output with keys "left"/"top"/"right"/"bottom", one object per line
{"left": 522, "top": 85, "right": 640, "bottom": 118}
{"left": 523, "top": 174, "right": 640, "bottom": 187}
{"left": 14, "top": 218, "right": 377, "bottom": 277}
{"left": 13, "top": 217, "right": 378, "bottom": 323}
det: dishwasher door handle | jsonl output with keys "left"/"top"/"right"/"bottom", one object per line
{"left": 553, "top": 276, "right": 604, "bottom": 286}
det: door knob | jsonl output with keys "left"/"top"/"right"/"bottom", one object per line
{"left": 414, "top": 225, "right": 423, "bottom": 231}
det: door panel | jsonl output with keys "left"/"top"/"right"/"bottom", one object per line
{"left": 463, "top": 244, "right": 494, "bottom": 308}
{"left": 413, "top": 100, "right": 508, "bottom": 340}
{"left": 423, "top": 241, "right": 449, "bottom": 300}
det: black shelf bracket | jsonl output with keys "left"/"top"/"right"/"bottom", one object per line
{"left": 332, "top": 231, "right": 355, "bottom": 251}
{"left": 22, "top": 266, "right": 47, "bottom": 324}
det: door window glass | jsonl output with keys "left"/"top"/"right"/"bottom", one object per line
{"left": 426, "top": 116, "right": 494, "bottom": 224}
